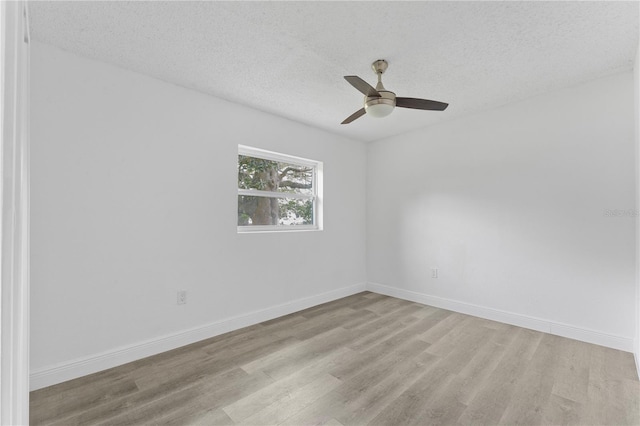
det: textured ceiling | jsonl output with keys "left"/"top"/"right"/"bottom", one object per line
{"left": 29, "top": 1, "right": 639, "bottom": 142}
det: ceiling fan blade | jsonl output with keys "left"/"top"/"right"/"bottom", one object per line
{"left": 396, "top": 97, "right": 448, "bottom": 111}
{"left": 341, "top": 108, "right": 366, "bottom": 124}
{"left": 344, "top": 76, "right": 381, "bottom": 97}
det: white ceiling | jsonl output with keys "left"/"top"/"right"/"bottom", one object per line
{"left": 29, "top": 1, "right": 639, "bottom": 143}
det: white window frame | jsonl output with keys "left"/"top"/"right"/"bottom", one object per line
{"left": 237, "top": 145, "right": 323, "bottom": 233}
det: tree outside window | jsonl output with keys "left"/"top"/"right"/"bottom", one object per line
{"left": 237, "top": 146, "right": 321, "bottom": 231}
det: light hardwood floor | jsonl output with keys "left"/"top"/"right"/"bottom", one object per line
{"left": 30, "top": 292, "right": 640, "bottom": 425}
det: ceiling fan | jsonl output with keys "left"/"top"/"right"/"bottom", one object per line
{"left": 341, "top": 60, "right": 448, "bottom": 124}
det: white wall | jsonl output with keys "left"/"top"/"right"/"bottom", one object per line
{"left": 368, "top": 71, "right": 636, "bottom": 350}
{"left": 29, "top": 42, "right": 367, "bottom": 388}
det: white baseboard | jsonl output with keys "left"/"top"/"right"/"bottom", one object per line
{"left": 29, "top": 283, "right": 366, "bottom": 391}
{"left": 366, "top": 282, "right": 634, "bottom": 353}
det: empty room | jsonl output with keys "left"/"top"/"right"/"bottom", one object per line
{"left": 1, "top": 1, "right": 640, "bottom": 425}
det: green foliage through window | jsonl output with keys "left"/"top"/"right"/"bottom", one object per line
{"left": 237, "top": 148, "right": 318, "bottom": 229}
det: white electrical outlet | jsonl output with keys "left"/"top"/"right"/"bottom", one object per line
{"left": 177, "top": 290, "right": 187, "bottom": 305}
{"left": 431, "top": 268, "right": 438, "bottom": 278}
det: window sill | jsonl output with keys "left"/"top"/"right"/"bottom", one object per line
{"left": 237, "top": 225, "right": 321, "bottom": 234}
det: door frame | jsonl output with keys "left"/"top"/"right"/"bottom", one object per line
{"left": 1, "top": 1, "right": 30, "bottom": 424}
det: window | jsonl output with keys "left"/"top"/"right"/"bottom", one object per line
{"left": 237, "top": 145, "right": 322, "bottom": 232}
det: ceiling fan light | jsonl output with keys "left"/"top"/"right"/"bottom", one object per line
{"left": 365, "top": 97, "right": 395, "bottom": 118}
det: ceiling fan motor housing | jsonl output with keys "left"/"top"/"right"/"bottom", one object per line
{"left": 365, "top": 90, "right": 396, "bottom": 118}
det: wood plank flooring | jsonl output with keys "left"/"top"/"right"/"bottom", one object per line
{"left": 30, "top": 292, "right": 640, "bottom": 425}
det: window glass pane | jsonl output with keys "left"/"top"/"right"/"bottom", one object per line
{"left": 238, "top": 155, "right": 314, "bottom": 196}
{"left": 238, "top": 196, "right": 314, "bottom": 226}
{"left": 279, "top": 198, "right": 314, "bottom": 225}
